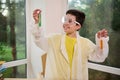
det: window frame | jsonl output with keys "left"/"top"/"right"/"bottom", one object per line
{"left": 1, "top": 0, "right": 28, "bottom": 78}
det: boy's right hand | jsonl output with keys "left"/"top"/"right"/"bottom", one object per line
{"left": 31, "top": 9, "right": 43, "bottom": 39}
{"left": 33, "top": 9, "right": 41, "bottom": 24}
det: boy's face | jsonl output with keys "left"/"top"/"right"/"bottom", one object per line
{"left": 63, "top": 14, "right": 81, "bottom": 34}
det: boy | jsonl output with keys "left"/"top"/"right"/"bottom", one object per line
{"left": 32, "top": 9, "right": 109, "bottom": 80}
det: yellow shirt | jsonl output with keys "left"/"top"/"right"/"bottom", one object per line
{"left": 65, "top": 35, "right": 76, "bottom": 68}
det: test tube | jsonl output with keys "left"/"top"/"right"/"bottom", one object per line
{"left": 100, "top": 39, "right": 103, "bottom": 49}
{"left": 38, "top": 12, "right": 41, "bottom": 27}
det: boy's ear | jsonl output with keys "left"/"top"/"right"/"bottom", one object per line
{"left": 76, "top": 24, "right": 81, "bottom": 30}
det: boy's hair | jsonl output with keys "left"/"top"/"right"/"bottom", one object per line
{"left": 66, "top": 9, "right": 85, "bottom": 26}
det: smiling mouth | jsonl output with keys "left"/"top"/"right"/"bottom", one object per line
{"left": 63, "top": 27, "right": 68, "bottom": 31}
{"left": 63, "top": 25, "right": 70, "bottom": 29}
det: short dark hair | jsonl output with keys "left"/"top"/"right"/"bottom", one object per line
{"left": 66, "top": 9, "right": 85, "bottom": 26}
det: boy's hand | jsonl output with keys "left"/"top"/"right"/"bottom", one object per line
{"left": 97, "top": 29, "right": 108, "bottom": 39}
{"left": 33, "top": 9, "right": 41, "bottom": 24}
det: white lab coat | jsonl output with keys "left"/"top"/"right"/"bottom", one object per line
{"left": 32, "top": 24, "right": 109, "bottom": 80}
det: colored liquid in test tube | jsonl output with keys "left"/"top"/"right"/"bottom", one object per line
{"left": 100, "top": 39, "right": 103, "bottom": 49}
{"left": 38, "top": 13, "right": 41, "bottom": 27}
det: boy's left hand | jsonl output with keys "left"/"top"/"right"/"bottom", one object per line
{"left": 97, "top": 29, "right": 108, "bottom": 39}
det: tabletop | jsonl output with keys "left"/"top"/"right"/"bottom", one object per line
{"left": 4, "top": 78, "right": 41, "bottom": 80}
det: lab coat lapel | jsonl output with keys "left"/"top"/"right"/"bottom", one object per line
{"left": 72, "top": 32, "right": 83, "bottom": 80}
{"left": 60, "top": 35, "right": 69, "bottom": 63}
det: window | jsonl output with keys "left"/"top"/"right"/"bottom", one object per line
{"left": 89, "top": 69, "right": 120, "bottom": 80}
{"left": 68, "top": 0, "right": 120, "bottom": 80}
{"left": 0, "top": 0, "right": 26, "bottom": 78}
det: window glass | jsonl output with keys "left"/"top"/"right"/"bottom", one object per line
{"left": 0, "top": 0, "right": 26, "bottom": 78}
{"left": 0, "top": 0, "right": 26, "bottom": 62}
{"left": 2, "top": 64, "right": 26, "bottom": 78}
{"left": 68, "top": 0, "right": 120, "bottom": 68}
{"left": 89, "top": 69, "right": 120, "bottom": 80}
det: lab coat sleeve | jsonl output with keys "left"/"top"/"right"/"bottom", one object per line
{"left": 31, "top": 23, "right": 48, "bottom": 52}
{"left": 88, "top": 34, "right": 109, "bottom": 62}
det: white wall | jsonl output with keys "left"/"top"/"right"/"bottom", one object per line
{"left": 44, "top": 0, "right": 68, "bottom": 35}
{"left": 26, "top": 0, "right": 68, "bottom": 78}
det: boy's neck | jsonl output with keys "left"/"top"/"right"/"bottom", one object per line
{"left": 66, "top": 32, "right": 77, "bottom": 38}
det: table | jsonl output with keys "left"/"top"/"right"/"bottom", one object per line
{"left": 4, "top": 78, "right": 41, "bottom": 80}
